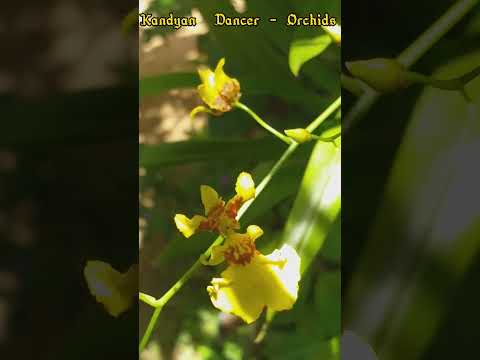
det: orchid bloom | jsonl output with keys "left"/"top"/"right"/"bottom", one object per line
{"left": 174, "top": 172, "right": 255, "bottom": 238}
{"left": 174, "top": 172, "right": 301, "bottom": 324}
{"left": 190, "top": 58, "right": 241, "bottom": 118}
{"left": 205, "top": 225, "right": 301, "bottom": 324}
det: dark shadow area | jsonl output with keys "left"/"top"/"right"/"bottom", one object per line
{"left": 0, "top": 0, "right": 138, "bottom": 358}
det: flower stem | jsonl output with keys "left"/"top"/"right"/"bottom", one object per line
{"left": 138, "top": 236, "right": 224, "bottom": 352}
{"left": 344, "top": 0, "right": 479, "bottom": 132}
{"left": 311, "top": 133, "right": 341, "bottom": 142}
{"left": 234, "top": 102, "right": 293, "bottom": 145}
{"left": 139, "top": 292, "right": 157, "bottom": 307}
{"left": 405, "top": 65, "right": 480, "bottom": 93}
{"left": 139, "top": 307, "right": 161, "bottom": 352}
{"left": 139, "top": 96, "right": 341, "bottom": 352}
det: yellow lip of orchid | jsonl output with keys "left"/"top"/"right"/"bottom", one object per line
{"left": 174, "top": 172, "right": 256, "bottom": 238}
{"left": 207, "top": 241, "right": 301, "bottom": 324}
{"left": 191, "top": 58, "right": 241, "bottom": 119}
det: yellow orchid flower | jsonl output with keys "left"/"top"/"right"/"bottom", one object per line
{"left": 84, "top": 261, "right": 138, "bottom": 317}
{"left": 190, "top": 58, "right": 241, "bottom": 118}
{"left": 206, "top": 225, "right": 301, "bottom": 324}
{"left": 174, "top": 172, "right": 255, "bottom": 238}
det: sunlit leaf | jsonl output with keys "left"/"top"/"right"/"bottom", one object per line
{"left": 283, "top": 140, "right": 341, "bottom": 274}
{"left": 289, "top": 33, "right": 332, "bottom": 76}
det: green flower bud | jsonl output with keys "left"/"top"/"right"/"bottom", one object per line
{"left": 284, "top": 128, "right": 313, "bottom": 143}
{"left": 345, "top": 58, "right": 412, "bottom": 92}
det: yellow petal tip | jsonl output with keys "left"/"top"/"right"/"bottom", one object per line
{"left": 174, "top": 214, "right": 203, "bottom": 238}
{"left": 235, "top": 172, "right": 255, "bottom": 201}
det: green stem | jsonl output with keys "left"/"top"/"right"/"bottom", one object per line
{"left": 139, "top": 292, "right": 157, "bottom": 307}
{"left": 406, "top": 72, "right": 464, "bottom": 90}
{"left": 344, "top": 0, "right": 479, "bottom": 132}
{"left": 458, "top": 65, "right": 480, "bottom": 85}
{"left": 312, "top": 133, "right": 341, "bottom": 142}
{"left": 139, "top": 96, "right": 341, "bottom": 352}
{"left": 405, "top": 65, "right": 480, "bottom": 91}
{"left": 397, "top": 0, "right": 479, "bottom": 67}
{"left": 139, "top": 236, "right": 223, "bottom": 352}
{"left": 341, "top": 73, "right": 365, "bottom": 96}
{"left": 306, "top": 97, "right": 342, "bottom": 132}
{"left": 139, "top": 307, "right": 161, "bottom": 352}
{"left": 234, "top": 102, "right": 293, "bottom": 145}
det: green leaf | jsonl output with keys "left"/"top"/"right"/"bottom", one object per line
{"left": 314, "top": 271, "right": 341, "bottom": 338}
{"left": 320, "top": 215, "right": 341, "bottom": 262}
{"left": 139, "top": 138, "right": 284, "bottom": 168}
{"left": 140, "top": 72, "right": 197, "bottom": 98}
{"left": 283, "top": 140, "right": 341, "bottom": 274}
{"left": 289, "top": 33, "right": 332, "bottom": 76}
{"left": 264, "top": 333, "right": 339, "bottom": 360}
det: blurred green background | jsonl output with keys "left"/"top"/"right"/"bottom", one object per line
{"left": 139, "top": 0, "right": 341, "bottom": 359}
{"left": 343, "top": 1, "right": 480, "bottom": 359}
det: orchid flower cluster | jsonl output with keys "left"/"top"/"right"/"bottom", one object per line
{"left": 175, "top": 172, "right": 301, "bottom": 324}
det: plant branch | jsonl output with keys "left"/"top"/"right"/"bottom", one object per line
{"left": 235, "top": 102, "right": 293, "bottom": 145}
{"left": 344, "top": 0, "right": 479, "bottom": 132}
{"left": 139, "top": 96, "right": 341, "bottom": 352}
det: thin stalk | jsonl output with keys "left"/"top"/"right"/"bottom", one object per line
{"left": 405, "top": 65, "right": 480, "bottom": 91}
{"left": 139, "top": 292, "right": 157, "bottom": 307}
{"left": 139, "top": 236, "right": 223, "bottom": 352}
{"left": 344, "top": 0, "right": 479, "bottom": 132}
{"left": 457, "top": 65, "right": 480, "bottom": 85}
{"left": 341, "top": 73, "right": 365, "bottom": 96}
{"left": 312, "top": 133, "right": 341, "bottom": 142}
{"left": 235, "top": 102, "right": 293, "bottom": 145}
{"left": 139, "top": 96, "right": 341, "bottom": 352}
{"left": 139, "top": 307, "right": 161, "bottom": 352}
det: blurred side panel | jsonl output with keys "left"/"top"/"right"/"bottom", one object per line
{"left": 342, "top": 1, "right": 480, "bottom": 359}
{"left": 0, "top": 0, "right": 138, "bottom": 358}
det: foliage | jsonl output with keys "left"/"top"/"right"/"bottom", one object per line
{"left": 139, "top": 0, "right": 341, "bottom": 358}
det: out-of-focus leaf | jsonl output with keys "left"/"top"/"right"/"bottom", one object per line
{"left": 0, "top": 87, "right": 136, "bottom": 146}
{"left": 345, "top": 51, "right": 480, "bottom": 360}
{"left": 320, "top": 215, "right": 340, "bottom": 262}
{"left": 314, "top": 271, "right": 341, "bottom": 338}
{"left": 465, "top": 7, "right": 480, "bottom": 35}
{"left": 140, "top": 72, "right": 197, "bottom": 98}
{"left": 289, "top": 33, "right": 332, "bottom": 76}
{"left": 283, "top": 140, "right": 341, "bottom": 274}
{"left": 341, "top": 331, "right": 378, "bottom": 360}
{"left": 265, "top": 333, "right": 339, "bottom": 360}
{"left": 139, "top": 138, "right": 284, "bottom": 168}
